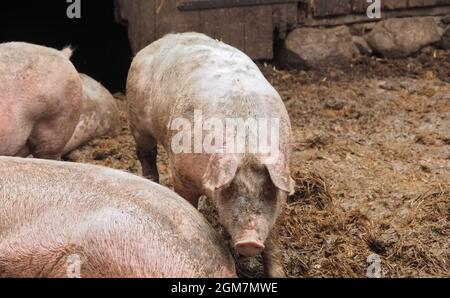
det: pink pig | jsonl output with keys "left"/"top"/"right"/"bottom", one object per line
{"left": 127, "top": 33, "right": 295, "bottom": 277}
{"left": 0, "top": 157, "right": 236, "bottom": 278}
{"left": 0, "top": 42, "right": 82, "bottom": 159}
{"left": 62, "top": 74, "right": 121, "bottom": 155}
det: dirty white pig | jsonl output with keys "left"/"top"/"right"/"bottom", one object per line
{"left": 62, "top": 74, "right": 121, "bottom": 155}
{"left": 0, "top": 157, "right": 236, "bottom": 278}
{"left": 127, "top": 33, "right": 295, "bottom": 277}
{"left": 0, "top": 42, "right": 82, "bottom": 159}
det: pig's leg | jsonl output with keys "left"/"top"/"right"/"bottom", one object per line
{"left": 16, "top": 144, "right": 32, "bottom": 158}
{"left": 134, "top": 134, "right": 160, "bottom": 183}
{"left": 263, "top": 215, "right": 286, "bottom": 278}
{"left": 28, "top": 135, "right": 64, "bottom": 160}
{"left": 137, "top": 147, "right": 159, "bottom": 183}
{"left": 27, "top": 94, "right": 80, "bottom": 160}
{"left": 0, "top": 121, "right": 32, "bottom": 157}
{"left": 28, "top": 119, "right": 76, "bottom": 160}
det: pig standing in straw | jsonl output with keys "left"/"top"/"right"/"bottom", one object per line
{"left": 127, "top": 33, "right": 295, "bottom": 277}
{"left": 0, "top": 42, "right": 82, "bottom": 159}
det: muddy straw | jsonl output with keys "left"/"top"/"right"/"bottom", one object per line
{"left": 66, "top": 48, "right": 450, "bottom": 277}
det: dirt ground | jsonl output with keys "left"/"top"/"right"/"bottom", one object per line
{"left": 65, "top": 47, "right": 450, "bottom": 278}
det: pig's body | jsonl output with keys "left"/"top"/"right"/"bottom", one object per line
{"left": 0, "top": 42, "right": 82, "bottom": 159}
{"left": 127, "top": 33, "right": 295, "bottom": 277}
{"left": 62, "top": 74, "right": 121, "bottom": 155}
{"left": 0, "top": 157, "right": 236, "bottom": 278}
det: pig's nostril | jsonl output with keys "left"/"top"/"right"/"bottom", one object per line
{"left": 234, "top": 241, "right": 265, "bottom": 256}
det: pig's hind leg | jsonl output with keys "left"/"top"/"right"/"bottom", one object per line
{"left": 133, "top": 132, "right": 160, "bottom": 183}
{"left": 0, "top": 121, "right": 33, "bottom": 157}
{"left": 28, "top": 117, "right": 77, "bottom": 160}
{"left": 27, "top": 93, "right": 82, "bottom": 160}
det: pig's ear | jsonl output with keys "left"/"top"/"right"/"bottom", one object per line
{"left": 202, "top": 154, "right": 238, "bottom": 192}
{"left": 262, "top": 152, "right": 296, "bottom": 195}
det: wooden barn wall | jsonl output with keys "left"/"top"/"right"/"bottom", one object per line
{"left": 312, "top": 0, "right": 450, "bottom": 17}
{"left": 115, "top": 0, "right": 450, "bottom": 60}
{"left": 115, "top": 0, "right": 297, "bottom": 60}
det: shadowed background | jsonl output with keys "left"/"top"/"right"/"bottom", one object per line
{"left": 0, "top": 0, "right": 131, "bottom": 92}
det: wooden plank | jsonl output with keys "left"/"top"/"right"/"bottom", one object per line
{"left": 172, "top": 0, "right": 200, "bottom": 32}
{"left": 296, "top": 1, "right": 306, "bottom": 24}
{"left": 313, "top": 0, "right": 352, "bottom": 17}
{"left": 178, "top": 0, "right": 304, "bottom": 11}
{"left": 408, "top": 0, "right": 450, "bottom": 7}
{"left": 199, "top": 8, "right": 221, "bottom": 39}
{"left": 382, "top": 0, "right": 408, "bottom": 9}
{"left": 225, "top": 7, "right": 246, "bottom": 51}
{"left": 286, "top": 2, "right": 298, "bottom": 25}
{"left": 199, "top": 7, "right": 241, "bottom": 44}
{"left": 272, "top": 2, "right": 297, "bottom": 38}
{"left": 127, "top": 0, "right": 156, "bottom": 54}
{"left": 155, "top": 0, "right": 173, "bottom": 39}
{"left": 178, "top": 4, "right": 245, "bottom": 51}
{"left": 272, "top": 4, "right": 289, "bottom": 39}
{"left": 244, "top": 6, "right": 273, "bottom": 60}
{"left": 352, "top": 0, "right": 370, "bottom": 13}
{"left": 215, "top": 8, "right": 234, "bottom": 43}
{"left": 303, "top": 5, "right": 450, "bottom": 27}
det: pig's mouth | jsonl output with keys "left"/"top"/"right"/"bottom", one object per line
{"left": 234, "top": 241, "right": 265, "bottom": 256}
{"left": 233, "top": 230, "right": 265, "bottom": 256}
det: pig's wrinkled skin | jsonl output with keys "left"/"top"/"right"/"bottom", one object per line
{"left": 127, "top": 33, "right": 295, "bottom": 277}
{"left": 62, "top": 74, "right": 121, "bottom": 155}
{"left": 0, "top": 42, "right": 82, "bottom": 160}
{"left": 0, "top": 157, "right": 236, "bottom": 278}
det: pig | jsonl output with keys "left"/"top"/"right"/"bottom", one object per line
{"left": 62, "top": 74, "right": 121, "bottom": 155}
{"left": 0, "top": 157, "right": 236, "bottom": 278}
{"left": 0, "top": 42, "right": 82, "bottom": 160}
{"left": 127, "top": 33, "right": 295, "bottom": 277}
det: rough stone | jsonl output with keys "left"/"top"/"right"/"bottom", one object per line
{"left": 280, "top": 26, "right": 358, "bottom": 69}
{"left": 349, "top": 22, "right": 377, "bottom": 36}
{"left": 352, "top": 36, "right": 373, "bottom": 55}
{"left": 365, "top": 17, "right": 444, "bottom": 58}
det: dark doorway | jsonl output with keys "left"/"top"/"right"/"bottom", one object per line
{"left": 0, "top": 0, "right": 132, "bottom": 92}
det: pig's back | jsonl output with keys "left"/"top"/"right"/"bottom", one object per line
{"left": 0, "top": 157, "right": 235, "bottom": 277}
{"left": 128, "top": 33, "right": 290, "bottom": 143}
{"left": 0, "top": 42, "right": 80, "bottom": 116}
{"left": 79, "top": 73, "right": 120, "bottom": 135}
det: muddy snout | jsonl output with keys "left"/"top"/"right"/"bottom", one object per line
{"left": 233, "top": 229, "right": 266, "bottom": 256}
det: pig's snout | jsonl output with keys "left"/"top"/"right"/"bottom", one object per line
{"left": 234, "top": 230, "right": 265, "bottom": 256}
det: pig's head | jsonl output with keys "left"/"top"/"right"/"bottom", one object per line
{"left": 202, "top": 152, "right": 295, "bottom": 257}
